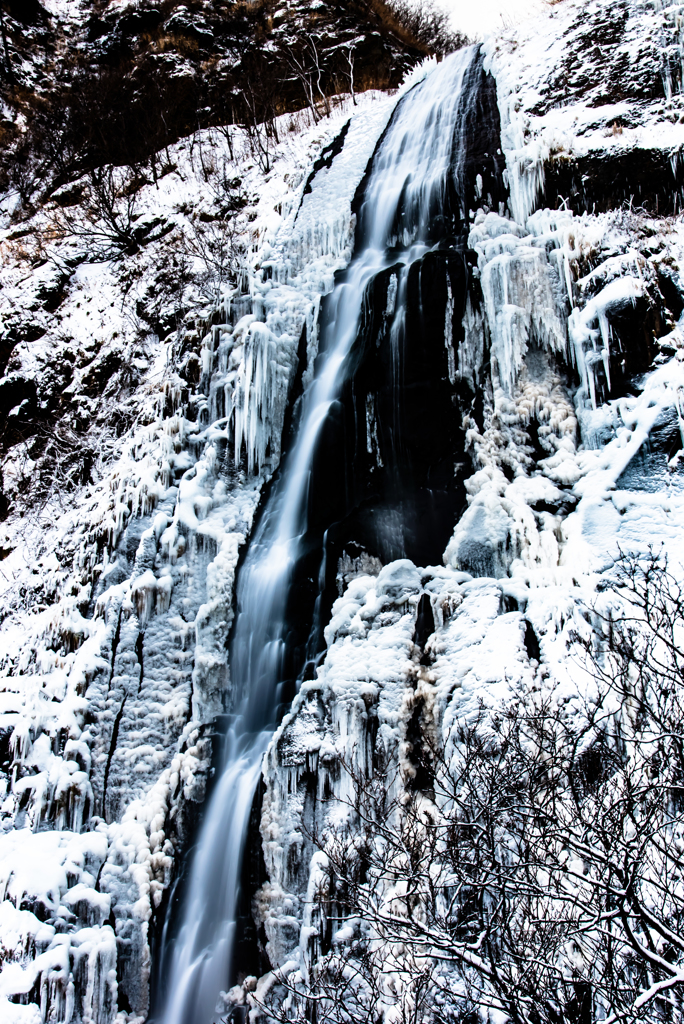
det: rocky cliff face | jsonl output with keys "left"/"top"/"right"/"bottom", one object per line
{"left": 0, "top": 76, "right": 406, "bottom": 1021}
{"left": 249, "top": 0, "right": 684, "bottom": 1015}
{"left": 0, "top": 0, "right": 450, "bottom": 196}
{"left": 1, "top": 1, "right": 684, "bottom": 1022}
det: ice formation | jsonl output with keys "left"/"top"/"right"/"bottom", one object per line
{"left": 0, "top": 89, "right": 401, "bottom": 1023}
{"left": 248, "top": 1, "right": 684, "bottom": 1016}
{"left": 158, "top": 48, "right": 487, "bottom": 1024}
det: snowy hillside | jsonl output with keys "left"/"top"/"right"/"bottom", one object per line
{"left": 0, "top": 84, "right": 406, "bottom": 1022}
{"left": 1, "top": 0, "right": 684, "bottom": 1022}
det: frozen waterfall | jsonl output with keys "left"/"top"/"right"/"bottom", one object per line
{"left": 155, "top": 45, "right": 481, "bottom": 1024}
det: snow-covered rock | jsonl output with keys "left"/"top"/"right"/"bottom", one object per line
{"left": 2, "top": 0, "right": 684, "bottom": 1020}
{"left": 0, "top": 87, "right": 400, "bottom": 1021}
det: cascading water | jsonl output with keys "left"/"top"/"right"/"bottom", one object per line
{"left": 156, "top": 45, "right": 485, "bottom": 1024}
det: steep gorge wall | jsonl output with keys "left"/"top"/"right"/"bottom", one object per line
{"left": 244, "top": 0, "right": 684, "bottom": 1016}
{"left": 1, "top": 0, "right": 684, "bottom": 1021}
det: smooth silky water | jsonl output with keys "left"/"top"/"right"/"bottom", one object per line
{"left": 156, "top": 46, "right": 480, "bottom": 1024}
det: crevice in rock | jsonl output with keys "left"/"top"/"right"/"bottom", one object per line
{"left": 300, "top": 118, "right": 352, "bottom": 204}
{"left": 542, "top": 148, "right": 684, "bottom": 217}
{"left": 231, "top": 776, "right": 270, "bottom": 985}
{"left": 102, "top": 694, "right": 127, "bottom": 823}
{"left": 135, "top": 631, "right": 144, "bottom": 695}
{"left": 406, "top": 697, "right": 432, "bottom": 792}
{"left": 106, "top": 606, "right": 123, "bottom": 698}
{"left": 413, "top": 592, "right": 435, "bottom": 651}
{"left": 523, "top": 620, "right": 540, "bottom": 662}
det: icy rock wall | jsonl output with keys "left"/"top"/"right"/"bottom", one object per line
{"left": 252, "top": 344, "right": 684, "bottom": 1015}
{"left": 486, "top": 0, "right": 684, "bottom": 222}
{"left": 0, "top": 94, "right": 399, "bottom": 1024}
{"left": 257, "top": 559, "right": 431, "bottom": 972}
{"left": 254, "top": 561, "right": 574, "bottom": 1008}
{"left": 253, "top": 230, "right": 684, "bottom": 1012}
{"left": 448, "top": 197, "right": 671, "bottom": 582}
{"left": 249, "top": 4, "right": 684, "bottom": 1014}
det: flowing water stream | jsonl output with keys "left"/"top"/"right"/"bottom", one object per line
{"left": 157, "top": 45, "right": 481, "bottom": 1024}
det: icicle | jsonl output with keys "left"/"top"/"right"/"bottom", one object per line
{"left": 444, "top": 273, "right": 456, "bottom": 384}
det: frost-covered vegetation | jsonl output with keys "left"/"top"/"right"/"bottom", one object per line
{"left": 259, "top": 553, "right": 684, "bottom": 1024}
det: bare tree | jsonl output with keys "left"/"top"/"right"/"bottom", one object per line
{"left": 306, "top": 34, "right": 332, "bottom": 119}
{"left": 181, "top": 216, "right": 245, "bottom": 307}
{"left": 177, "top": 150, "right": 247, "bottom": 306}
{"left": 344, "top": 42, "right": 358, "bottom": 107}
{"left": 241, "top": 83, "right": 276, "bottom": 174}
{"left": 45, "top": 165, "right": 171, "bottom": 263}
{"left": 281, "top": 34, "right": 333, "bottom": 126}
{"left": 378, "top": 0, "right": 468, "bottom": 56}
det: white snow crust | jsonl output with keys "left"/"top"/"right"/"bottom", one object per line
{"left": 485, "top": 0, "right": 684, "bottom": 222}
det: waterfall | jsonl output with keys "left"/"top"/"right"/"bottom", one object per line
{"left": 156, "top": 45, "right": 482, "bottom": 1024}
